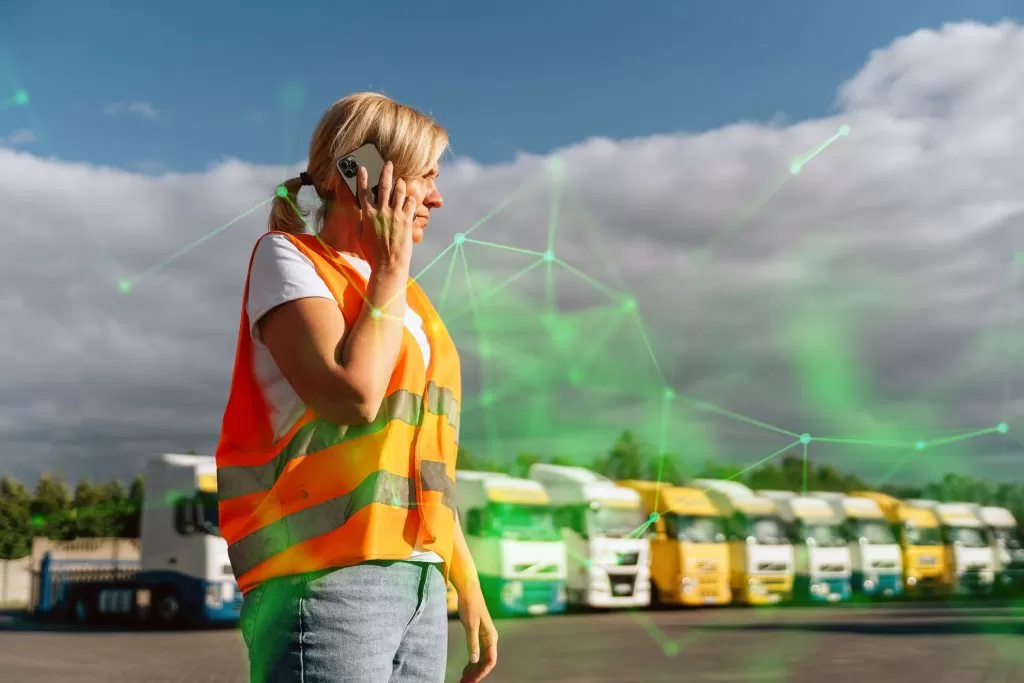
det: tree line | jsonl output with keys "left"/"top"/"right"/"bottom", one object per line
{"left": 1, "top": 430, "right": 1022, "bottom": 559}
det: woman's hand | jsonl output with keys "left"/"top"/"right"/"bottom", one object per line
{"left": 458, "top": 586, "right": 498, "bottom": 683}
{"left": 356, "top": 161, "right": 417, "bottom": 272}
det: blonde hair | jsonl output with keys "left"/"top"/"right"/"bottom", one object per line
{"left": 268, "top": 92, "right": 449, "bottom": 235}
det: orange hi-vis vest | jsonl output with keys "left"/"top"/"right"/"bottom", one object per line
{"left": 215, "top": 231, "right": 461, "bottom": 595}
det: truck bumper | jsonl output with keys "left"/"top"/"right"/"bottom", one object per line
{"left": 480, "top": 576, "right": 566, "bottom": 616}
{"left": 853, "top": 571, "right": 903, "bottom": 598}
{"left": 584, "top": 572, "right": 650, "bottom": 608}
{"left": 796, "top": 575, "right": 852, "bottom": 603}
{"left": 739, "top": 575, "right": 792, "bottom": 605}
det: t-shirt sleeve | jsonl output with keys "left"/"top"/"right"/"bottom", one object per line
{"left": 246, "top": 233, "right": 337, "bottom": 343}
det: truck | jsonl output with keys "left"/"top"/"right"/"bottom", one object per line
{"left": 455, "top": 470, "right": 568, "bottom": 616}
{"left": 849, "top": 492, "right": 948, "bottom": 597}
{"left": 907, "top": 499, "right": 996, "bottom": 596}
{"left": 690, "top": 479, "right": 794, "bottom": 605}
{"left": 973, "top": 505, "right": 1024, "bottom": 595}
{"left": 810, "top": 491, "right": 903, "bottom": 599}
{"left": 618, "top": 480, "right": 731, "bottom": 607}
{"left": 528, "top": 465, "right": 650, "bottom": 609}
{"left": 758, "top": 491, "right": 852, "bottom": 603}
{"left": 32, "top": 453, "right": 242, "bottom": 627}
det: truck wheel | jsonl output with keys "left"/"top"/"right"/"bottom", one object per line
{"left": 153, "top": 590, "right": 183, "bottom": 627}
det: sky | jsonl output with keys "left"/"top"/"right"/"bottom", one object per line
{"left": 2, "top": 1, "right": 1024, "bottom": 486}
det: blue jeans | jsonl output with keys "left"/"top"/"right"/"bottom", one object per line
{"left": 240, "top": 560, "right": 448, "bottom": 683}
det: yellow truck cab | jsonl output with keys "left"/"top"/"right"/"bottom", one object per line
{"left": 690, "top": 479, "right": 794, "bottom": 605}
{"left": 618, "top": 480, "right": 731, "bottom": 607}
{"left": 908, "top": 499, "right": 995, "bottom": 596}
{"left": 850, "top": 492, "right": 948, "bottom": 596}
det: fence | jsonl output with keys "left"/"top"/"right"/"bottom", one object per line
{"left": 1, "top": 537, "right": 140, "bottom": 609}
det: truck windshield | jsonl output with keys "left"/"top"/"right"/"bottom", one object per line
{"left": 668, "top": 514, "right": 727, "bottom": 543}
{"left": 946, "top": 526, "right": 988, "bottom": 548}
{"left": 850, "top": 519, "right": 897, "bottom": 545}
{"left": 196, "top": 491, "right": 220, "bottom": 535}
{"left": 992, "top": 528, "right": 1023, "bottom": 550}
{"left": 588, "top": 506, "right": 646, "bottom": 538}
{"left": 745, "top": 516, "right": 789, "bottom": 545}
{"left": 905, "top": 525, "right": 942, "bottom": 546}
{"left": 801, "top": 522, "right": 847, "bottom": 548}
{"left": 485, "top": 502, "right": 559, "bottom": 542}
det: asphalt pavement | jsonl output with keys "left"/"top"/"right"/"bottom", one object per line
{"left": 1, "top": 603, "right": 1022, "bottom": 682}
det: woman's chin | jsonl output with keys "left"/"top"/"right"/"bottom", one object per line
{"left": 412, "top": 226, "right": 426, "bottom": 244}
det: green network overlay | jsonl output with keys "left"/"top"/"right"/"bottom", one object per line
{"left": 5, "top": 74, "right": 1022, "bottom": 669}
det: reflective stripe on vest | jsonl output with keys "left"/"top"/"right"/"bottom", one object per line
{"left": 218, "top": 381, "right": 460, "bottom": 502}
{"left": 227, "top": 461, "right": 456, "bottom": 578}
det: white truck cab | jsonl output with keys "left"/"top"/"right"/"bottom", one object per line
{"left": 140, "top": 453, "right": 241, "bottom": 624}
{"left": 455, "top": 470, "right": 568, "bottom": 616}
{"left": 759, "top": 490, "right": 852, "bottom": 603}
{"left": 973, "top": 505, "right": 1024, "bottom": 595}
{"left": 691, "top": 479, "right": 795, "bottom": 605}
{"left": 811, "top": 491, "right": 902, "bottom": 598}
{"left": 527, "top": 464, "right": 650, "bottom": 609}
{"left": 908, "top": 499, "right": 995, "bottom": 595}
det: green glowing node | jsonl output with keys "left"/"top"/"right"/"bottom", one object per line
{"left": 275, "top": 185, "right": 289, "bottom": 198}
{"left": 453, "top": 233, "right": 465, "bottom": 245}
{"left": 648, "top": 512, "right": 659, "bottom": 523}
{"left": 997, "top": 422, "right": 1009, "bottom": 434}
{"left": 13, "top": 90, "right": 29, "bottom": 106}
{"left": 915, "top": 440, "right": 927, "bottom": 451}
{"left": 789, "top": 160, "right": 803, "bottom": 175}
{"left": 800, "top": 433, "right": 811, "bottom": 444}
{"left": 480, "top": 391, "right": 494, "bottom": 406}
{"left": 479, "top": 341, "right": 492, "bottom": 358}
{"left": 568, "top": 368, "right": 583, "bottom": 385}
{"left": 621, "top": 297, "right": 636, "bottom": 312}
{"left": 662, "top": 388, "right": 674, "bottom": 401}
{"left": 30, "top": 514, "right": 44, "bottom": 528}
{"left": 663, "top": 642, "right": 679, "bottom": 657}
{"left": 117, "top": 279, "right": 133, "bottom": 294}
{"left": 542, "top": 249, "right": 555, "bottom": 263}
{"left": 370, "top": 308, "right": 382, "bottom": 319}
{"left": 838, "top": 124, "right": 851, "bottom": 136}
{"left": 581, "top": 559, "right": 591, "bottom": 569}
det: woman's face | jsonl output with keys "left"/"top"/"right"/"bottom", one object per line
{"left": 404, "top": 161, "right": 443, "bottom": 244}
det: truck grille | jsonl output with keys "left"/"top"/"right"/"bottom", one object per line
{"left": 757, "top": 562, "right": 788, "bottom": 572}
{"left": 871, "top": 560, "right": 897, "bottom": 569}
{"left": 608, "top": 573, "right": 636, "bottom": 597}
{"left": 695, "top": 560, "right": 718, "bottom": 572}
{"left": 616, "top": 552, "right": 639, "bottom": 566}
{"left": 918, "top": 556, "right": 937, "bottom": 566}
{"left": 819, "top": 564, "right": 846, "bottom": 573}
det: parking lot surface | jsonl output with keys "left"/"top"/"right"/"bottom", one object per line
{"left": 1, "top": 603, "right": 1023, "bottom": 682}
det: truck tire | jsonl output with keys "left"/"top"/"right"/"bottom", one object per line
{"left": 152, "top": 589, "right": 183, "bottom": 628}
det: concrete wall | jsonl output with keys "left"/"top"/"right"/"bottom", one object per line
{"left": 0, "top": 537, "right": 141, "bottom": 607}
{"left": 0, "top": 557, "right": 32, "bottom": 605}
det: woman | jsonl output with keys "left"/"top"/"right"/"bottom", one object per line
{"left": 215, "top": 92, "right": 498, "bottom": 683}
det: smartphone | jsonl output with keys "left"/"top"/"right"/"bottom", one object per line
{"left": 336, "top": 143, "right": 386, "bottom": 205}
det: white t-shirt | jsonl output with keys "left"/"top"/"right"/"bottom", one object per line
{"left": 245, "top": 232, "right": 441, "bottom": 564}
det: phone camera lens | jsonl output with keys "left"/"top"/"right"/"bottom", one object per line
{"left": 339, "top": 157, "right": 357, "bottom": 178}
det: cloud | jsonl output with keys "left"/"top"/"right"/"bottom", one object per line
{"left": 103, "top": 101, "right": 161, "bottom": 121}
{"left": 1, "top": 128, "right": 35, "bottom": 147}
{"left": 2, "top": 20, "right": 1024, "bottom": 486}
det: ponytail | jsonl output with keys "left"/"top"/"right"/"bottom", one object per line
{"left": 267, "top": 176, "right": 311, "bottom": 235}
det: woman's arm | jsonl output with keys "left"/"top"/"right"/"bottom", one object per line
{"left": 259, "top": 267, "right": 408, "bottom": 425}
{"left": 451, "top": 512, "right": 498, "bottom": 683}
{"left": 450, "top": 512, "right": 481, "bottom": 596}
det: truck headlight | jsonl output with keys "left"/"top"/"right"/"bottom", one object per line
{"left": 906, "top": 575, "right": 917, "bottom": 587}
{"left": 681, "top": 577, "right": 694, "bottom": 594}
{"left": 205, "top": 584, "right": 223, "bottom": 608}
{"left": 501, "top": 581, "right": 523, "bottom": 605}
{"left": 863, "top": 579, "right": 875, "bottom": 591}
